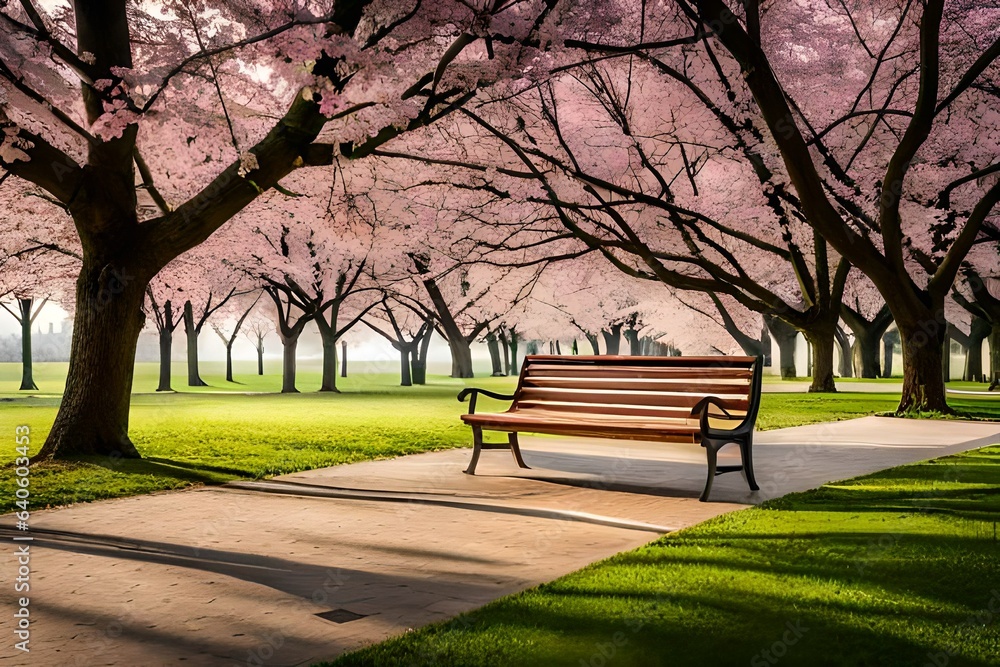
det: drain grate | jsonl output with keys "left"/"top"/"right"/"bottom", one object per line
{"left": 316, "top": 608, "right": 368, "bottom": 624}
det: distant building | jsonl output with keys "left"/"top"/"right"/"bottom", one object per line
{"left": 0, "top": 320, "right": 163, "bottom": 363}
{"left": 0, "top": 320, "right": 74, "bottom": 362}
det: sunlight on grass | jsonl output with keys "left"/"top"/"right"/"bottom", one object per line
{"left": 328, "top": 446, "right": 1000, "bottom": 667}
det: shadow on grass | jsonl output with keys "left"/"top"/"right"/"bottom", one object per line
{"left": 763, "top": 446, "right": 1000, "bottom": 519}
{"left": 75, "top": 455, "right": 251, "bottom": 483}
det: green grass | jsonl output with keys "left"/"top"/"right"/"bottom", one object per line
{"left": 328, "top": 445, "right": 1000, "bottom": 667}
{"left": 0, "top": 363, "right": 521, "bottom": 512}
{"left": 0, "top": 359, "right": 414, "bottom": 396}
{"left": 0, "top": 361, "right": 995, "bottom": 517}
{"left": 763, "top": 375, "right": 904, "bottom": 383}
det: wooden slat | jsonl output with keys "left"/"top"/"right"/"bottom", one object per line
{"left": 524, "top": 376, "right": 750, "bottom": 394}
{"left": 517, "top": 387, "right": 750, "bottom": 410}
{"left": 514, "top": 400, "right": 748, "bottom": 418}
{"left": 526, "top": 355, "right": 755, "bottom": 367}
{"left": 524, "top": 365, "right": 752, "bottom": 380}
{"left": 517, "top": 399, "right": 692, "bottom": 414}
{"left": 461, "top": 410, "right": 700, "bottom": 442}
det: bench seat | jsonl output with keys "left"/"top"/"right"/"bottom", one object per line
{"left": 458, "top": 355, "right": 763, "bottom": 501}
{"left": 462, "top": 410, "right": 701, "bottom": 442}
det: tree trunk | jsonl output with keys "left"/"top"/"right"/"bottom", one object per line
{"left": 256, "top": 336, "right": 264, "bottom": 376}
{"left": 804, "top": 327, "right": 837, "bottom": 392}
{"left": 410, "top": 254, "right": 474, "bottom": 378}
{"left": 554, "top": 339, "right": 562, "bottom": 355}
{"left": 585, "top": 332, "right": 600, "bottom": 355}
{"left": 319, "top": 337, "right": 340, "bottom": 392}
{"left": 499, "top": 330, "right": 511, "bottom": 375}
{"left": 341, "top": 340, "right": 348, "bottom": 378}
{"left": 398, "top": 346, "right": 412, "bottom": 386}
{"left": 965, "top": 318, "right": 989, "bottom": 382}
{"left": 896, "top": 317, "right": 949, "bottom": 413}
{"left": 37, "top": 263, "right": 146, "bottom": 459}
{"left": 842, "top": 304, "right": 893, "bottom": 378}
{"left": 883, "top": 329, "right": 898, "bottom": 378}
{"left": 508, "top": 330, "right": 520, "bottom": 375}
{"left": 412, "top": 328, "right": 431, "bottom": 385}
{"left": 765, "top": 316, "right": 797, "bottom": 379}
{"left": 759, "top": 324, "right": 772, "bottom": 366}
{"left": 624, "top": 328, "right": 641, "bottom": 355}
{"left": 18, "top": 298, "right": 37, "bottom": 391}
{"left": 156, "top": 300, "right": 174, "bottom": 392}
{"left": 834, "top": 326, "right": 852, "bottom": 378}
{"left": 852, "top": 331, "right": 883, "bottom": 378}
{"left": 601, "top": 324, "right": 622, "bottom": 355}
{"left": 707, "top": 294, "right": 766, "bottom": 356}
{"left": 316, "top": 305, "right": 341, "bottom": 392}
{"left": 448, "top": 337, "right": 474, "bottom": 378}
{"left": 487, "top": 332, "right": 504, "bottom": 376}
{"left": 183, "top": 301, "right": 207, "bottom": 387}
{"left": 224, "top": 342, "right": 234, "bottom": 383}
{"left": 280, "top": 334, "right": 300, "bottom": 394}
{"left": 942, "top": 332, "right": 952, "bottom": 383}
{"left": 989, "top": 324, "right": 1000, "bottom": 384}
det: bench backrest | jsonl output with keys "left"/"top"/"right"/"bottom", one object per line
{"left": 513, "top": 355, "right": 762, "bottom": 424}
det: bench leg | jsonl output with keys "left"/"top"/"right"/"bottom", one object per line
{"left": 740, "top": 436, "right": 759, "bottom": 492}
{"left": 508, "top": 432, "right": 530, "bottom": 469}
{"left": 464, "top": 426, "right": 484, "bottom": 475}
{"left": 700, "top": 440, "right": 722, "bottom": 502}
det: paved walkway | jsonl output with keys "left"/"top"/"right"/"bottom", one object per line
{"left": 2, "top": 417, "right": 999, "bottom": 667}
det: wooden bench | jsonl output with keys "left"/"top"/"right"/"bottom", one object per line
{"left": 457, "top": 355, "right": 763, "bottom": 501}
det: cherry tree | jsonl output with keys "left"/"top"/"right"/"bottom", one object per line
{"left": 405, "top": 253, "right": 545, "bottom": 377}
{"left": 179, "top": 238, "right": 251, "bottom": 386}
{"left": 675, "top": 291, "right": 772, "bottom": 360}
{"left": 231, "top": 184, "right": 380, "bottom": 392}
{"left": 0, "top": 250, "right": 76, "bottom": 390}
{"left": 212, "top": 291, "right": 263, "bottom": 383}
{"left": 144, "top": 260, "right": 190, "bottom": 392}
{"left": 947, "top": 286, "right": 989, "bottom": 381}
{"left": 525, "top": 258, "right": 641, "bottom": 355}
{"left": 841, "top": 272, "right": 893, "bottom": 378}
{"left": 360, "top": 170, "right": 565, "bottom": 377}
{"left": 362, "top": 295, "right": 434, "bottom": 386}
{"left": 242, "top": 308, "right": 274, "bottom": 377}
{"left": 951, "top": 241, "right": 1000, "bottom": 381}
{"left": 563, "top": 0, "right": 1000, "bottom": 410}
{"left": 0, "top": 178, "right": 78, "bottom": 390}
{"left": 0, "top": 0, "right": 589, "bottom": 458}
{"left": 391, "top": 64, "right": 851, "bottom": 390}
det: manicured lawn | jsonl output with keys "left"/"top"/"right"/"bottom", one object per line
{"left": 0, "top": 359, "right": 909, "bottom": 514}
{"left": 328, "top": 445, "right": 1000, "bottom": 667}
{"left": 0, "top": 367, "right": 515, "bottom": 513}
{"left": 0, "top": 360, "right": 994, "bottom": 516}
{"left": 0, "top": 359, "right": 417, "bottom": 396}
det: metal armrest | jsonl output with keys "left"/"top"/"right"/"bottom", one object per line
{"left": 458, "top": 387, "right": 516, "bottom": 415}
{"left": 690, "top": 396, "right": 735, "bottom": 418}
{"left": 690, "top": 396, "right": 743, "bottom": 433}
